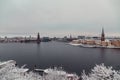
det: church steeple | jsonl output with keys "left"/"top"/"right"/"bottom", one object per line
{"left": 101, "top": 27, "right": 105, "bottom": 41}
{"left": 37, "top": 32, "right": 41, "bottom": 44}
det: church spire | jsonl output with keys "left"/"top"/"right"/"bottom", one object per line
{"left": 37, "top": 32, "right": 41, "bottom": 44}
{"left": 102, "top": 27, "right": 104, "bottom": 35}
{"left": 101, "top": 27, "right": 105, "bottom": 41}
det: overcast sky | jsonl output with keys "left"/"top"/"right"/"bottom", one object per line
{"left": 0, "top": 0, "right": 120, "bottom": 37}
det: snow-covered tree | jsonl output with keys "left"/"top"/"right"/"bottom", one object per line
{"left": 1, "top": 60, "right": 120, "bottom": 80}
{"left": 81, "top": 64, "right": 120, "bottom": 80}
{"left": 0, "top": 60, "right": 79, "bottom": 80}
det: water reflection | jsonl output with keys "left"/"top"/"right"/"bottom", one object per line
{"left": 99, "top": 48, "right": 106, "bottom": 63}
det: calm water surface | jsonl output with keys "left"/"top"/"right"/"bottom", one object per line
{"left": 0, "top": 41, "right": 120, "bottom": 75}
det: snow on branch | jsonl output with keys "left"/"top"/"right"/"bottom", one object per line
{"left": 81, "top": 64, "right": 120, "bottom": 80}
{"left": 0, "top": 60, "right": 79, "bottom": 80}
{"left": 1, "top": 60, "right": 120, "bottom": 80}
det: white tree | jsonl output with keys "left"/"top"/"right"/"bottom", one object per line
{"left": 2, "top": 60, "right": 120, "bottom": 80}
{"left": 0, "top": 60, "right": 79, "bottom": 80}
{"left": 81, "top": 64, "right": 120, "bottom": 80}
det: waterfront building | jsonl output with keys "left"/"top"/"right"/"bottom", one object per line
{"left": 70, "top": 27, "right": 120, "bottom": 48}
{"left": 78, "top": 36, "right": 85, "bottom": 39}
{"left": 111, "top": 40, "right": 120, "bottom": 47}
{"left": 41, "top": 37, "right": 51, "bottom": 42}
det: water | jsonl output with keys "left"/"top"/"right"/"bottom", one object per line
{"left": 0, "top": 41, "right": 120, "bottom": 75}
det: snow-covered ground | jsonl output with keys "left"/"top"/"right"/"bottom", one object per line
{"left": 0, "top": 60, "right": 120, "bottom": 80}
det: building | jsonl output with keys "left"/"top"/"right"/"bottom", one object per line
{"left": 111, "top": 40, "right": 120, "bottom": 47}
{"left": 101, "top": 28, "right": 105, "bottom": 41}
{"left": 78, "top": 36, "right": 85, "bottom": 39}
{"left": 37, "top": 32, "right": 41, "bottom": 44}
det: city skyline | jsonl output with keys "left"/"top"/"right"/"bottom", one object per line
{"left": 0, "top": 0, "right": 120, "bottom": 37}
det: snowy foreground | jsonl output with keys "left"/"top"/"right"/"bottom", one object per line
{"left": 0, "top": 60, "right": 120, "bottom": 80}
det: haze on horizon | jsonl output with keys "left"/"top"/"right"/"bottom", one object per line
{"left": 0, "top": 0, "right": 120, "bottom": 37}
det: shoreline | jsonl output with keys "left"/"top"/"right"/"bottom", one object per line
{"left": 68, "top": 43, "right": 120, "bottom": 49}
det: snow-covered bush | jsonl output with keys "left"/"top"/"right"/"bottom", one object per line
{"left": 81, "top": 64, "right": 120, "bottom": 80}
{"left": 0, "top": 60, "right": 79, "bottom": 80}
{"left": 0, "top": 60, "right": 42, "bottom": 80}
{"left": 1, "top": 60, "right": 120, "bottom": 80}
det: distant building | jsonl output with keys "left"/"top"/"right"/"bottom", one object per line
{"left": 101, "top": 28, "right": 105, "bottom": 41}
{"left": 41, "top": 37, "right": 51, "bottom": 42}
{"left": 78, "top": 36, "right": 85, "bottom": 39}
{"left": 111, "top": 40, "right": 120, "bottom": 47}
{"left": 68, "top": 35, "right": 74, "bottom": 41}
{"left": 70, "top": 35, "right": 72, "bottom": 39}
{"left": 37, "top": 33, "right": 41, "bottom": 44}
{"left": 63, "top": 36, "right": 68, "bottom": 42}
{"left": 92, "top": 36, "right": 100, "bottom": 40}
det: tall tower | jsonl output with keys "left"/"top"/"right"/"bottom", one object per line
{"left": 70, "top": 34, "right": 72, "bottom": 39}
{"left": 101, "top": 28, "right": 105, "bottom": 41}
{"left": 37, "top": 32, "right": 41, "bottom": 44}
